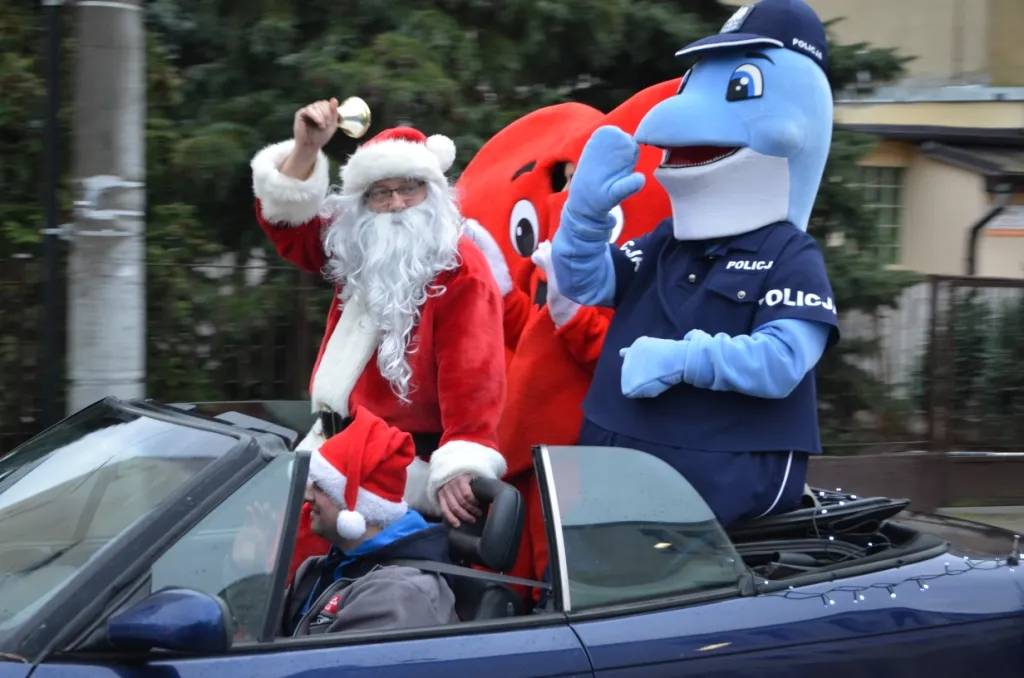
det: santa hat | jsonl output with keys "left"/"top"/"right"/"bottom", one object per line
{"left": 339, "top": 126, "right": 457, "bottom": 198}
{"left": 307, "top": 405, "right": 414, "bottom": 539}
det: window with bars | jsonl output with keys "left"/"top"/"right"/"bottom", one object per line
{"left": 854, "top": 166, "right": 905, "bottom": 266}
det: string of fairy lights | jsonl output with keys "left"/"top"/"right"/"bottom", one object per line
{"left": 752, "top": 487, "right": 1021, "bottom": 607}
{"left": 761, "top": 554, "right": 1018, "bottom": 607}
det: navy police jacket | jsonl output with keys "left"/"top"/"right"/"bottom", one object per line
{"left": 584, "top": 219, "right": 840, "bottom": 455}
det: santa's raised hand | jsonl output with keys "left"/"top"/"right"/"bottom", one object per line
{"left": 294, "top": 98, "right": 339, "bottom": 151}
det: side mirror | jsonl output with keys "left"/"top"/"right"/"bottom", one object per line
{"left": 107, "top": 588, "right": 235, "bottom": 653}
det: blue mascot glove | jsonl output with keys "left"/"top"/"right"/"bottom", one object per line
{"left": 551, "top": 126, "right": 646, "bottom": 308}
{"left": 563, "top": 125, "right": 646, "bottom": 240}
{"left": 618, "top": 332, "right": 711, "bottom": 398}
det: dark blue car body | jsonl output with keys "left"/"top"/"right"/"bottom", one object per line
{"left": 0, "top": 399, "right": 1021, "bottom": 678}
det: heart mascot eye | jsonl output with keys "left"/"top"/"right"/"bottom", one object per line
{"left": 509, "top": 199, "right": 540, "bottom": 256}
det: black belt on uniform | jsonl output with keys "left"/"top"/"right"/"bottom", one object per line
{"left": 319, "top": 410, "right": 441, "bottom": 460}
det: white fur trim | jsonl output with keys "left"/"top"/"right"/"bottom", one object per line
{"left": 426, "top": 135, "right": 456, "bottom": 172}
{"left": 311, "top": 294, "right": 382, "bottom": 417}
{"left": 464, "top": 218, "right": 513, "bottom": 296}
{"left": 404, "top": 457, "right": 434, "bottom": 516}
{"left": 340, "top": 138, "right": 451, "bottom": 197}
{"left": 307, "top": 449, "right": 409, "bottom": 529}
{"left": 295, "top": 419, "right": 324, "bottom": 452}
{"left": 424, "top": 441, "right": 508, "bottom": 514}
{"left": 251, "top": 139, "right": 330, "bottom": 226}
{"left": 336, "top": 510, "right": 367, "bottom": 539}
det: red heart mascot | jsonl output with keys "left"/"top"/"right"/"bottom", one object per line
{"left": 457, "top": 78, "right": 681, "bottom": 606}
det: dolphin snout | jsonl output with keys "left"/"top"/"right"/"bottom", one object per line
{"left": 635, "top": 95, "right": 751, "bottom": 168}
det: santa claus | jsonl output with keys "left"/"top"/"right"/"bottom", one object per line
{"left": 249, "top": 98, "right": 508, "bottom": 573}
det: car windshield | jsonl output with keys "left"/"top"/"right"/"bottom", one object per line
{"left": 0, "top": 401, "right": 238, "bottom": 644}
{"left": 544, "top": 445, "right": 747, "bottom": 611}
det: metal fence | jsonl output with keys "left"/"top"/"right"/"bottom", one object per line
{"left": 925, "top": 275, "right": 1024, "bottom": 454}
{"left": 838, "top": 275, "right": 1024, "bottom": 454}
{"left": 143, "top": 257, "right": 332, "bottom": 405}
{"left": 3, "top": 258, "right": 1024, "bottom": 498}
{"left": 0, "top": 247, "right": 333, "bottom": 454}
{"left": 815, "top": 274, "right": 1024, "bottom": 509}
{"left": 0, "top": 249, "right": 66, "bottom": 455}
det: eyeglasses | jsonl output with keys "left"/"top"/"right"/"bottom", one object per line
{"left": 366, "top": 181, "right": 426, "bottom": 205}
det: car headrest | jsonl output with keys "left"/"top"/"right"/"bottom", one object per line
{"left": 448, "top": 477, "right": 525, "bottom": 573}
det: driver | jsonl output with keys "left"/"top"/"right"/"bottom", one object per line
{"left": 250, "top": 99, "right": 509, "bottom": 579}
{"left": 280, "top": 406, "right": 459, "bottom": 635}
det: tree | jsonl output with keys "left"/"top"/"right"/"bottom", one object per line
{"left": 139, "top": 0, "right": 736, "bottom": 402}
{"left": 2, "top": 0, "right": 925, "bottom": 453}
{"left": 910, "top": 291, "right": 1024, "bottom": 452}
{"left": 0, "top": 2, "right": 75, "bottom": 452}
{"left": 809, "top": 29, "right": 920, "bottom": 449}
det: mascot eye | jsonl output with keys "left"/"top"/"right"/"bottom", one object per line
{"left": 608, "top": 206, "right": 625, "bottom": 243}
{"left": 726, "top": 64, "right": 764, "bottom": 101}
{"left": 509, "top": 199, "right": 540, "bottom": 256}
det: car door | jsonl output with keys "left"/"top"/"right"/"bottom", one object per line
{"left": 34, "top": 448, "right": 593, "bottom": 678}
{"left": 532, "top": 444, "right": 1024, "bottom": 678}
{"left": 36, "top": 626, "right": 592, "bottom": 678}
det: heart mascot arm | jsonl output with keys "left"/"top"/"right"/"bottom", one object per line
{"left": 619, "top": 319, "right": 831, "bottom": 399}
{"left": 501, "top": 288, "right": 533, "bottom": 353}
{"left": 531, "top": 241, "right": 609, "bottom": 367}
{"left": 551, "top": 126, "right": 645, "bottom": 308}
{"left": 555, "top": 306, "right": 610, "bottom": 367}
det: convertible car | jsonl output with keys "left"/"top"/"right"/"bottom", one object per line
{"left": 0, "top": 397, "right": 1021, "bottom": 678}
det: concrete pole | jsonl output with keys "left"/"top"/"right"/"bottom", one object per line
{"left": 68, "top": 0, "right": 147, "bottom": 413}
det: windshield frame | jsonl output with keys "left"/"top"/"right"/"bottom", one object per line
{"left": 2, "top": 397, "right": 282, "bottom": 662}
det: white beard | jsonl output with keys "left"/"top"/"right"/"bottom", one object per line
{"left": 319, "top": 183, "right": 462, "bottom": 402}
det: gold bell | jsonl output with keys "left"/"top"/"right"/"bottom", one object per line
{"left": 337, "top": 96, "right": 372, "bottom": 139}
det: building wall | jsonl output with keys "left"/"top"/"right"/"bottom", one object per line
{"left": 980, "top": 201, "right": 1024, "bottom": 278}
{"left": 722, "top": 0, "right": 1024, "bottom": 86}
{"left": 834, "top": 101, "right": 1024, "bottom": 129}
{"left": 856, "top": 141, "right": 1024, "bottom": 278}
{"left": 900, "top": 155, "right": 985, "bottom": 275}
{"left": 809, "top": 0, "right": 990, "bottom": 85}
{"left": 986, "top": 0, "right": 1024, "bottom": 87}
{"left": 839, "top": 148, "right": 1024, "bottom": 393}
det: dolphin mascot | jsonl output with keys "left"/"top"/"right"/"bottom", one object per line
{"left": 550, "top": 0, "right": 841, "bottom": 526}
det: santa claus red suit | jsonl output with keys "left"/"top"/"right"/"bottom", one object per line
{"left": 458, "top": 79, "right": 681, "bottom": 605}
{"left": 250, "top": 122, "right": 508, "bottom": 580}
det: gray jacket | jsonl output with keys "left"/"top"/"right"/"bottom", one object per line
{"left": 281, "top": 522, "right": 460, "bottom": 636}
{"left": 286, "top": 560, "right": 459, "bottom": 635}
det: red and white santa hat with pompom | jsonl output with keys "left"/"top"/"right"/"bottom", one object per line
{"left": 339, "top": 126, "right": 456, "bottom": 197}
{"left": 306, "top": 405, "right": 415, "bottom": 539}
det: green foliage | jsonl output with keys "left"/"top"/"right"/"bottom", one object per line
{"left": 1, "top": 0, "right": 959, "bottom": 455}
{"left": 909, "top": 290, "right": 1024, "bottom": 451}
{"left": 0, "top": 4, "right": 74, "bottom": 450}
{"left": 137, "top": 0, "right": 734, "bottom": 401}
{"left": 809, "top": 29, "right": 922, "bottom": 448}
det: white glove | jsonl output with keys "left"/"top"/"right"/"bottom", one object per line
{"left": 531, "top": 241, "right": 581, "bottom": 328}
{"left": 464, "top": 218, "right": 513, "bottom": 296}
